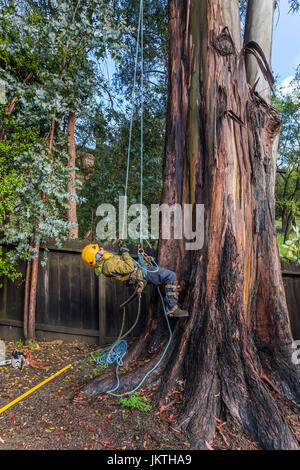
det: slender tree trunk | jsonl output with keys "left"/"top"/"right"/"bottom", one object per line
{"left": 0, "top": 72, "right": 33, "bottom": 143}
{"left": 27, "top": 241, "right": 39, "bottom": 341}
{"left": 244, "top": 0, "right": 275, "bottom": 104}
{"left": 23, "top": 259, "right": 31, "bottom": 341}
{"left": 281, "top": 174, "right": 289, "bottom": 235}
{"left": 284, "top": 213, "right": 293, "bottom": 243}
{"left": 67, "top": 110, "right": 78, "bottom": 240}
{"left": 81, "top": 0, "right": 299, "bottom": 450}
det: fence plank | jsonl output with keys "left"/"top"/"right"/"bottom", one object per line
{"left": 281, "top": 261, "right": 300, "bottom": 341}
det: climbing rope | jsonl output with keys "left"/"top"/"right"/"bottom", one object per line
{"left": 92, "top": 287, "right": 172, "bottom": 397}
{"left": 139, "top": 0, "right": 144, "bottom": 244}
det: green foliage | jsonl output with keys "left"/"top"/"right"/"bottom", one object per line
{"left": 119, "top": 392, "right": 152, "bottom": 412}
{"left": 288, "top": 0, "right": 300, "bottom": 13}
{"left": 77, "top": 106, "right": 164, "bottom": 241}
{"left": 0, "top": 246, "right": 22, "bottom": 287}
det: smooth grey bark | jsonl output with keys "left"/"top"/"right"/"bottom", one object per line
{"left": 221, "top": 0, "right": 243, "bottom": 50}
{"left": 244, "top": 0, "right": 276, "bottom": 103}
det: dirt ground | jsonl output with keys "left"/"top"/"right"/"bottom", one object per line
{"left": 0, "top": 340, "right": 299, "bottom": 451}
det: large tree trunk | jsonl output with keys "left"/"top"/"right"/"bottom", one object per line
{"left": 67, "top": 110, "right": 78, "bottom": 240}
{"left": 81, "top": 0, "right": 299, "bottom": 449}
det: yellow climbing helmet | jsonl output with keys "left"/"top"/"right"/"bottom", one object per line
{"left": 81, "top": 243, "right": 99, "bottom": 267}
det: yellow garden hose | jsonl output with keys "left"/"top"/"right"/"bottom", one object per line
{"left": 0, "top": 363, "right": 73, "bottom": 415}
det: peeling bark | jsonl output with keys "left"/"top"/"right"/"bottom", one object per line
{"left": 26, "top": 114, "right": 56, "bottom": 340}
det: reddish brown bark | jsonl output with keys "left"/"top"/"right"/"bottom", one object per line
{"left": 23, "top": 258, "right": 31, "bottom": 341}
{"left": 81, "top": 0, "right": 299, "bottom": 449}
{"left": 67, "top": 110, "right": 78, "bottom": 240}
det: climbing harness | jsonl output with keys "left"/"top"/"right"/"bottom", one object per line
{"left": 90, "top": 0, "right": 174, "bottom": 396}
{"left": 0, "top": 351, "right": 32, "bottom": 370}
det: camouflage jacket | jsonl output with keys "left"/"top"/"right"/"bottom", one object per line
{"left": 94, "top": 251, "right": 138, "bottom": 282}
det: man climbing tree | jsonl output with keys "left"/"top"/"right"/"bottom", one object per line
{"left": 81, "top": 0, "right": 300, "bottom": 450}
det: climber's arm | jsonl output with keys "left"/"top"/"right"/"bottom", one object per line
{"left": 109, "top": 251, "right": 135, "bottom": 275}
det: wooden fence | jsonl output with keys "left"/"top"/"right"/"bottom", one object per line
{"left": 0, "top": 241, "right": 299, "bottom": 344}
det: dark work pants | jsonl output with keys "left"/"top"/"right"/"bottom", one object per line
{"left": 145, "top": 267, "right": 177, "bottom": 310}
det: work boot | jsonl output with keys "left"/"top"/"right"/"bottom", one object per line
{"left": 166, "top": 305, "right": 189, "bottom": 318}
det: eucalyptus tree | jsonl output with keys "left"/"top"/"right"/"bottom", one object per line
{"left": 274, "top": 70, "right": 300, "bottom": 241}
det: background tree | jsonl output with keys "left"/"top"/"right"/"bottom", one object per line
{"left": 0, "top": 0, "right": 125, "bottom": 339}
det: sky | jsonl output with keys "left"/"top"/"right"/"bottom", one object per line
{"left": 272, "top": 0, "right": 300, "bottom": 85}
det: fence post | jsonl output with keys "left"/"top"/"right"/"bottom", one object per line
{"left": 98, "top": 275, "right": 107, "bottom": 346}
